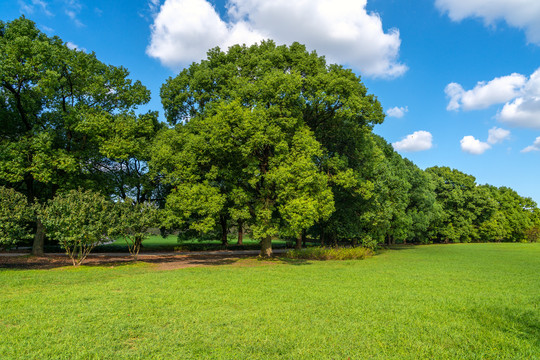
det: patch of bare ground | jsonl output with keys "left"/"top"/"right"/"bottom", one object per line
{"left": 0, "top": 253, "right": 284, "bottom": 270}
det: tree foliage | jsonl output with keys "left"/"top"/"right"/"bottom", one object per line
{"left": 39, "top": 189, "right": 114, "bottom": 265}
{"left": 2, "top": 23, "right": 539, "bottom": 253}
{"left": 0, "top": 16, "right": 152, "bottom": 255}
{"left": 0, "top": 186, "right": 33, "bottom": 248}
{"left": 114, "top": 199, "right": 160, "bottom": 259}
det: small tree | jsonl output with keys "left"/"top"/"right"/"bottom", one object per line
{"left": 0, "top": 186, "right": 33, "bottom": 248}
{"left": 115, "top": 200, "right": 159, "bottom": 259}
{"left": 39, "top": 189, "right": 113, "bottom": 266}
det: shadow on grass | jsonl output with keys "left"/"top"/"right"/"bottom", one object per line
{"left": 0, "top": 254, "right": 249, "bottom": 271}
{"left": 277, "top": 257, "right": 312, "bottom": 266}
{"left": 384, "top": 244, "right": 419, "bottom": 251}
{"left": 470, "top": 306, "right": 540, "bottom": 345}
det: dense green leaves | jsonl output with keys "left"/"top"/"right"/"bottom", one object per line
{"left": 0, "top": 17, "right": 153, "bottom": 254}
{"left": 0, "top": 186, "right": 33, "bottom": 247}
{"left": 114, "top": 200, "right": 160, "bottom": 259}
{"left": 39, "top": 189, "right": 114, "bottom": 265}
{"left": 2, "top": 21, "right": 538, "bottom": 251}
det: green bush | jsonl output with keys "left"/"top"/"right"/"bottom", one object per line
{"left": 285, "top": 246, "right": 373, "bottom": 260}
{"left": 39, "top": 189, "right": 114, "bottom": 266}
{"left": 0, "top": 186, "right": 33, "bottom": 248}
{"left": 114, "top": 200, "right": 159, "bottom": 259}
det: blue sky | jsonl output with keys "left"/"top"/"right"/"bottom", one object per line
{"left": 2, "top": 0, "right": 540, "bottom": 202}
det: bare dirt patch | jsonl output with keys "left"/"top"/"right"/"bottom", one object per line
{"left": 0, "top": 253, "right": 279, "bottom": 271}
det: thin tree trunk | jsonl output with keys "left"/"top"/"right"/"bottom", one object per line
{"left": 260, "top": 235, "right": 272, "bottom": 257}
{"left": 301, "top": 229, "right": 306, "bottom": 248}
{"left": 220, "top": 215, "right": 228, "bottom": 245}
{"left": 25, "top": 173, "right": 45, "bottom": 256}
{"left": 237, "top": 220, "right": 243, "bottom": 245}
{"left": 320, "top": 224, "right": 325, "bottom": 246}
{"left": 32, "top": 219, "right": 45, "bottom": 256}
{"left": 134, "top": 236, "right": 142, "bottom": 260}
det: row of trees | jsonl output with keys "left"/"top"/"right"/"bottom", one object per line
{"left": 1, "top": 17, "right": 539, "bottom": 259}
{"left": 0, "top": 186, "right": 158, "bottom": 265}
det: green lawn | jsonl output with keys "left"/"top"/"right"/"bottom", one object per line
{"left": 1, "top": 243, "right": 539, "bottom": 359}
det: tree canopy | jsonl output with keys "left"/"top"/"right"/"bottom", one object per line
{"left": 1, "top": 17, "right": 538, "bottom": 255}
{"left": 0, "top": 16, "right": 155, "bottom": 254}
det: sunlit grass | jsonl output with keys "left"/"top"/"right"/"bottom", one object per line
{"left": 1, "top": 243, "right": 539, "bottom": 359}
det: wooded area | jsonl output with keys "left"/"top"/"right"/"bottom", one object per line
{"left": 1, "top": 17, "right": 539, "bottom": 261}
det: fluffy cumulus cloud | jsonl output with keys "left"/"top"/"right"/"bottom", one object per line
{"left": 499, "top": 69, "right": 540, "bottom": 128}
{"left": 522, "top": 136, "right": 540, "bottom": 153}
{"left": 460, "top": 136, "right": 491, "bottom": 155}
{"left": 147, "top": 0, "right": 407, "bottom": 77}
{"left": 445, "top": 74, "right": 526, "bottom": 111}
{"left": 386, "top": 106, "right": 408, "bottom": 118}
{"left": 392, "top": 131, "right": 433, "bottom": 152}
{"left": 435, "top": 0, "right": 540, "bottom": 45}
{"left": 487, "top": 126, "right": 510, "bottom": 144}
{"left": 460, "top": 127, "right": 510, "bottom": 155}
{"left": 446, "top": 68, "right": 540, "bottom": 128}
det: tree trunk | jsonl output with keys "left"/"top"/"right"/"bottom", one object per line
{"left": 25, "top": 173, "right": 45, "bottom": 256}
{"left": 320, "top": 224, "right": 325, "bottom": 246}
{"left": 220, "top": 215, "right": 228, "bottom": 245}
{"left": 302, "top": 229, "right": 306, "bottom": 248}
{"left": 260, "top": 235, "right": 272, "bottom": 257}
{"left": 32, "top": 219, "right": 45, "bottom": 256}
{"left": 295, "top": 234, "right": 302, "bottom": 250}
{"left": 237, "top": 220, "right": 243, "bottom": 245}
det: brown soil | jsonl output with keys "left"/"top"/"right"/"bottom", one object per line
{"left": 0, "top": 253, "right": 281, "bottom": 271}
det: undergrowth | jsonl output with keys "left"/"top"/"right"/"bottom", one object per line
{"left": 285, "top": 246, "right": 373, "bottom": 260}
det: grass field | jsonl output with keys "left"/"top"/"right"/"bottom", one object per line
{"left": 1, "top": 243, "right": 539, "bottom": 359}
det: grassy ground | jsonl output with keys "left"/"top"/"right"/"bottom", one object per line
{"left": 1, "top": 243, "right": 539, "bottom": 359}
{"left": 91, "top": 235, "right": 289, "bottom": 252}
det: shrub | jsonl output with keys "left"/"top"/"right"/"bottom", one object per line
{"left": 0, "top": 186, "right": 33, "bottom": 248}
{"left": 39, "top": 189, "right": 114, "bottom": 266}
{"left": 285, "top": 246, "right": 373, "bottom": 260}
{"left": 114, "top": 200, "right": 159, "bottom": 259}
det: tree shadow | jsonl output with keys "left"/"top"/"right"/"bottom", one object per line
{"left": 469, "top": 305, "right": 540, "bottom": 346}
{"left": 277, "top": 257, "right": 312, "bottom": 266}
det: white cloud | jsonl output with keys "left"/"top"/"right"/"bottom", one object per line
{"left": 521, "top": 136, "right": 540, "bottom": 153}
{"left": 445, "top": 68, "right": 540, "bottom": 128}
{"left": 40, "top": 24, "right": 54, "bottom": 33}
{"left": 66, "top": 41, "right": 86, "bottom": 52}
{"left": 487, "top": 127, "right": 510, "bottom": 144}
{"left": 392, "top": 131, "right": 433, "bottom": 152}
{"left": 147, "top": 0, "right": 407, "bottom": 78}
{"left": 148, "top": 0, "right": 161, "bottom": 13}
{"left": 460, "top": 135, "right": 491, "bottom": 155}
{"left": 445, "top": 74, "right": 526, "bottom": 111}
{"left": 386, "top": 106, "right": 408, "bottom": 118}
{"left": 498, "top": 69, "right": 540, "bottom": 128}
{"left": 435, "top": 0, "right": 540, "bottom": 45}
{"left": 65, "top": 0, "right": 84, "bottom": 27}
{"left": 19, "top": 0, "right": 53, "bottom": 16}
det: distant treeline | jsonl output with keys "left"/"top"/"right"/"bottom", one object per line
{"left": 1, "top": 17, "right": 538, "bottom": 257}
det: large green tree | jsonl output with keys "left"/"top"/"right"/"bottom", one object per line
{"left": 156, "top": 42, "right": 352, "bottom": 256}
{"left": 0, "top": 17, "right": 152, "bottom": 254}
{"left": 158, "top": 41, "right": 386, "bottom": 252}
